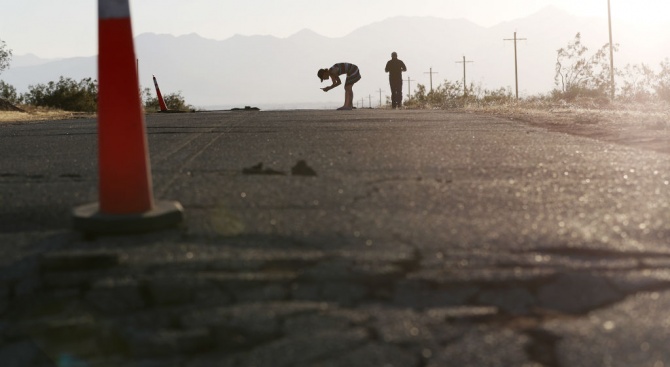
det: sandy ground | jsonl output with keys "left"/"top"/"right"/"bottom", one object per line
{"left": 0, "top": 110, "right": 93, "bottom": 123}
{"left": 460, "top": 103, "right": 670, "bottom": 155}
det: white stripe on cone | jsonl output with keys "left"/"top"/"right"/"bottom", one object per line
{"left": 99, "top": 0, "right": 131, "bottom": 19}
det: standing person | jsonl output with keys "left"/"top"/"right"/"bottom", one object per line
{"left": 385, "top": 52, "right": 407, "bottom": 109}
{"left": 318, "top": 62, "right": 362, "bottom": 110}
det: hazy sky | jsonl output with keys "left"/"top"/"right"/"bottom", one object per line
{"left": 2, "top": 0, "right": 668, "bottom": 58}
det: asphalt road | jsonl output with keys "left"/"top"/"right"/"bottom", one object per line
{"left": 1, "top": 109, "right": 670, "bottom": 366}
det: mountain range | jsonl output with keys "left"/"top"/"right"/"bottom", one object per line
{"left": 3, "top": 6, "right": 670, "bottom": 109}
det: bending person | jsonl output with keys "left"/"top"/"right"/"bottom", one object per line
{"left": 318, "top": 62, "right": 362, "bottom": 110}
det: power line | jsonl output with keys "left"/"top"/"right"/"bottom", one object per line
{"left": 504, "top": 31, "right": 527, "bottom": 100}
{"left": 455, "top": 56, "right": 474, "bottom": 97}
{"left": 607, "top": 0, "right": 615, "bottom": 99}
{"left": 424, "top": 67, "right": 439, "bottom": 93}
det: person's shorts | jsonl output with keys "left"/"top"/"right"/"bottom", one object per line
{"left": 345, "top": 66, "right": 361, "bottom": 86}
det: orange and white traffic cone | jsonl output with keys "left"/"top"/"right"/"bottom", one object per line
{"left": 153, "top": 74, "right": 169, "bottom": 112}
{"left": 72, "top": 0, "right": 183, "bottom": 234}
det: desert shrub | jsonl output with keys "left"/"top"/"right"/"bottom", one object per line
{"left": 0, "top": 39, "right": 11, "bottom": 75}
{"left": 0, "top": 80, "right": 20, "bottom": 104}
{"left": 551, "top": 85, "right": 608, "bottom": 102}
{"left": 654, "top": 59, "right": 670, "bottom": 103}
{"left": 478, "top": 87, "right": 514, "bottom": 106}
{"left": 404, "top": 84, "right": 428, "bottom": 108}
{"left": 553, "top": 33, "right": 615, "bottom": 101}
{"left": 22, "top": 77, "right": 97, "bottom": 112}
{"left": 404, "top": 80, "right": 472, "bottom": 108}
{"left": 404, "top": 80, "right": 516, "bottom": 109}
{"left": 141, "top": 87, "right": 192, "bottom": 111}
{"left": 618, "top": 63, "right": 655, "bottom": 103}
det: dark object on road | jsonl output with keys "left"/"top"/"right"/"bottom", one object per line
{"left": 291, "top": 160, "right": 317, "bottom": 176}
{"left": 156, "top": 109, "right": 189, "bottom": 113}
{"left": 242, "top": 162, "right": 286, "bottom": 175}
{"left": 231, "top": 106, "right": 261, "bottom": 111}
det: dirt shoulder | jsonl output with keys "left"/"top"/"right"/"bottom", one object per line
{"left": 459, "top": 103, "right": 670, "bottom": 155}
{"left": 0, "top": 110, "right": 94, "bottom": 124}
{"left": 0, "top": 98, "right": 95, "bottom": 123}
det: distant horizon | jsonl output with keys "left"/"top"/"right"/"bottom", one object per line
{"left": 4, "top": 8, "right": 670, "bottom": 108}
{"left": 9, "top": 7, "right": 666, "bottom": 62}
{"left": 3, "top": 1, "right": 669, "bottom": 59}
{"left": 11, "top": 11, "right": 562, "bottom": 60}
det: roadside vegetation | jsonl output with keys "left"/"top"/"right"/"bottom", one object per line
{"left": 141, "top": 88, "right": 191, "bottom": 112}
{"left": 404, "top": 33, "right": 670, "bottom": 111}
{"left": 0, "top": 37, "right": 193, "bottom": 121}
{"left": 0, "top": 76, "right": 193, "bottom": 117}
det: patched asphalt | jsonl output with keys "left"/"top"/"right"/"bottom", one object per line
{"left": 1, "top": 109, "right": 669, "bottom": 366}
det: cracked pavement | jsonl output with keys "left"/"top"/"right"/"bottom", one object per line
{"left": 0, "top": 109, "right": 669, "bottom": 366}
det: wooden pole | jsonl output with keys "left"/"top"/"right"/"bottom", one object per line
{"left": 424, "top": 68, "right": 439, "bottom": 93}
{"left": 607, "top": 0, "right": 615, "bottom": 99}
{"left": 504, "top": 32, "right": 527, "bottom": 100}
{"left": 456, "top": 56, "right": 473, "bottom": 97}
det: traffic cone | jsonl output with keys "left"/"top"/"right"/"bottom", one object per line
{"left": 153, "top": 74, "right": 169, "bottom": 112}
{"left": 72, "top": 0, "right": 183, "bottom": 234}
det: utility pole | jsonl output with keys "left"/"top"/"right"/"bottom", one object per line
{"left": 607, "top": 0, "right": 615, "bottom": 100}
{"left": 136, "top": 59, "right": 140, "bottom": 95}
{"left": 407, "top": 77, "right": 414, "bottom": 101}
{"left": 504, "top": 31, "right": 527, "bottom": 100}
{"left": 455, "top": 56, "right": 474, "bottom": 97}
{"left": 424, "top": 67, "right": 439, "bottom": 93}
{"left": 368, "top": 95, "right": 372, "bottom": 109}
{"left": 377, "top": 88, "right": 384, "bottom": 107}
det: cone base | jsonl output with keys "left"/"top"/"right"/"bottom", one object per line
{"left": 72, "top": 201, "right": 184, "bottom": 235}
